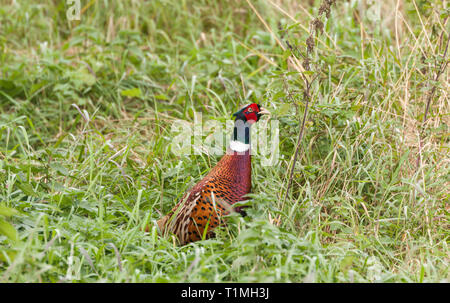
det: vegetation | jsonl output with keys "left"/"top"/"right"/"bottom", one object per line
{"left": 0, "top": 0, "right": 448, "bottom": 282}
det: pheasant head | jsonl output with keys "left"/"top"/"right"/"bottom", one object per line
{"left": 232, "top": 103, "right": 270, "bottom": 124}
{"left": 229, "top": 103, "right": 270, "bottom": 153}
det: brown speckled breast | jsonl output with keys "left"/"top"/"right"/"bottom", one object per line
{"left": 155, "top": 149, "right": 251, "bottom": 245}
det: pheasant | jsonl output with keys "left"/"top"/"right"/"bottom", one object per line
{"left": 152, "top": 103, "right": 270, "bottom": 245}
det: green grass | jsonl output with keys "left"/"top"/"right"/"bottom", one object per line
{"left": 0, "top": 0, "right": 448, "bottom": 282}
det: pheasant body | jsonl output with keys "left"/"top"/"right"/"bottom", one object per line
{"left": 154, "top": 103, "right": 269, "bottom": 245}
{"left": 157, "top": 150, "right": 251, "bottom": 244}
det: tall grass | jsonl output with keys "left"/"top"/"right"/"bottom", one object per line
{"left": 0, "top": 0, "right": 448, "bottom": 282}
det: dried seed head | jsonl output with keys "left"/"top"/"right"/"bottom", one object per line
{"left": 278, "top": 22, "right": 285, "bottom": 39}
{"left": 312, "top": 18, "right": 324, "bottom": 35}
{"left": 302, "top": 57, "right": 311, "bottom": 71}
{"left": 306, "top": 35, "right": 315, "bottom": 54}
{"left": 318, "top": 0, "right": 335, "bottom": 18}
{"left": 286, "top": 40, "right": 293, "bottom": 50}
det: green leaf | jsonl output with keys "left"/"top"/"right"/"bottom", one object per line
{"left": 50, "top": 162, "right": 70, "bottom": 176}
{"left": 340, "top": 256, "right": 354, "bottom": 272}
{"left": 78, "top": 70, "right": 96, "bottom": 86}
{"left": 17, "top": 182, "right": 38, "bottom": 197}
{"left": 278, "top": 103, "right": 291, "bottom": 116}
{"left": 72, "top": 67, "right": 96, "bottom": 86}
{"left": 0, "top": 205, "right": 19, "bottom": 217}
{"left": 121, "top": 87, "right": 142, "bottom": 98}
{"left": 0, "top": 249, "right": 17, "bottom": 263}
{"left": 0, "top": 218, "right": 18, "bottom": 242}
{"left": 154, "top": 94, "right": 169, "bottom": 100}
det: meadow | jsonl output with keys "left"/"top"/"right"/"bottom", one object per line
{"left": 0, "top": 0, "right": 448, "bottom": 282}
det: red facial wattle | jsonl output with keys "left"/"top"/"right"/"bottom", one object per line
{"left": 244, "top": 112, "right": 258, "bottom": 122}
{"left": 243, "top": 104, "right": 260, "bottom": 122}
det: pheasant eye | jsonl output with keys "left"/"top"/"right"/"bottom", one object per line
{"left": 247, "top": 108, "right": 253, "bottom": 113}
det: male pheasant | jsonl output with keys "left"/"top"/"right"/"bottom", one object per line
{"left": 152, "top": 103, "right": 270, "bottom": 245}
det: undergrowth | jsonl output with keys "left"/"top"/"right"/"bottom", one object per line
{"left": 0, "top": 0, "right": 448, "bottom": 282}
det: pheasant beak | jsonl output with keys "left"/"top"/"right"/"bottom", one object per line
{"left": 259, "top": 107, "right": 271, "bottom": 116}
